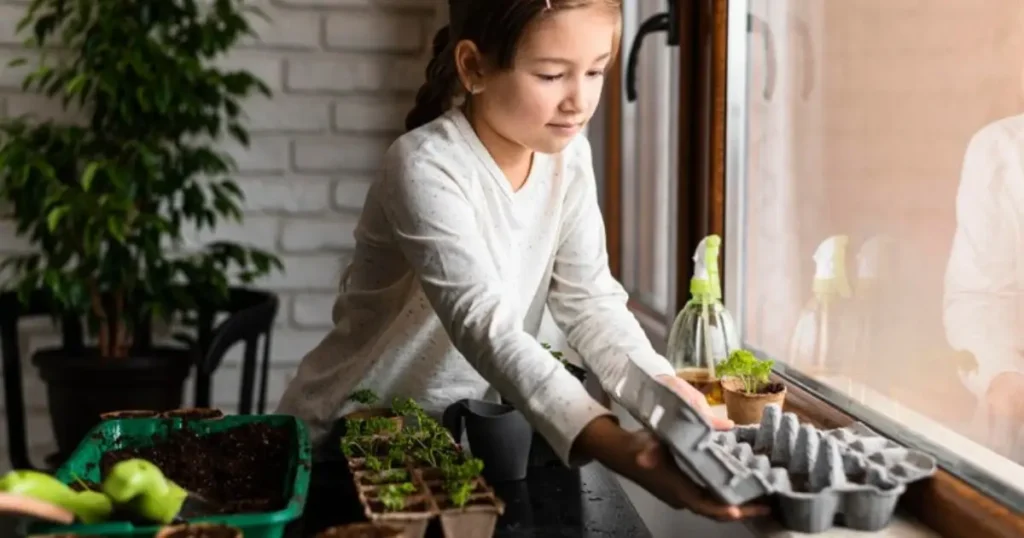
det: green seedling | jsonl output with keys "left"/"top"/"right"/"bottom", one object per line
{"left": 348, "top": 389, "right": 379, "bottom": 405}
{"left": 442, "top": 457, "right": 484, "bottom": 508}
{"left": 367, "top": 469, "right": 408, "bottom": 485}
{"left": 378, "top": 482, "right": 416, "bottom": 512}
{"left": 717, "top": 349, "right": 775, "bottom": 395}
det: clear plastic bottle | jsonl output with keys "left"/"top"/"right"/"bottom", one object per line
{"left": 666, "top": 235, "right": 740, "bottom": 405}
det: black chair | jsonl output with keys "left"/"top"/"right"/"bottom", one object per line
{"left": 0, "top": 290, "right": 84, "bottom": 471}
{"left": 0, "top": 287, "right": 278, "bottom": 471}
{"left": 192, "top": 288, "right": 279, "bottom": 415}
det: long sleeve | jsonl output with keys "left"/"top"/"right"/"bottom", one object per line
{"left": 943, "top": 124, "right": 1024, "bottom": 396}
{"left": 381, "top": 151, "right": 611, "bottom": 466}
{"left": 546, "top": 137, "right": 675, "bottom": 400}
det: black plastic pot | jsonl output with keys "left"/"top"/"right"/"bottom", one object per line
{"left": 33, "top": 345, "right": 192, "bottom": 457}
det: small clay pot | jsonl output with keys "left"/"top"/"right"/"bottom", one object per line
{"left": 154, "top": 523, "right": 242, "bottom": 538}
{"left": 721, "top": 378, "right": 787, "bottom": 425}
{"left": 161, "top": 407, "right": 225, "bottom": 420}
{"left": 315, "top": 523, "right": 403, "bottom": 538}
{"left": 99, "top": 410, "right": 159, "bottom": 420}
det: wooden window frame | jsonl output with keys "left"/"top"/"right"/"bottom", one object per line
{"left": 601, "top": 0, "right": 1024, "bottom": 535}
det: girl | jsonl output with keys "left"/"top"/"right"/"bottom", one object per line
{"left": 277, "top": 0, "right": 767, "bottom": 520}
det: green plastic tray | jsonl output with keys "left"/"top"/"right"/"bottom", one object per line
{"left": 25, "top": 414, "right": 311, "bottom": 538}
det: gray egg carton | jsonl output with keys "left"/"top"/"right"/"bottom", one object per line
{"left": 608, "top": 361, "right": 938, "bottom": 533}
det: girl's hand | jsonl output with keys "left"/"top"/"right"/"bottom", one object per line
{"left": 656, "top": 374, "right": 735, "bottom": 430}
{"left": 573, "top": 416, "right": 769, "bottom": 521}
{"left": 628, "top": 429, "right": 770, "bottom": 520}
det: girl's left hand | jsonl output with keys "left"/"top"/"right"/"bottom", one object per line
{"left": 655, "top": 374, "right": 735, "bottom": 431}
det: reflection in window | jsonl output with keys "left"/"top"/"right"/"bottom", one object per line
{"left": 732, "top": 0, "right": 1024, "bottom": 498}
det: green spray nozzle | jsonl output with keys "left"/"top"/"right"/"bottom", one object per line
{"left": 690, "top": 234, "right": 722, "bottom": 303}
{"left": 102, "top": 459, "right": 188, "bottom": 524}
{"left": 0, "top": 470, "right": 112, "bottom": 524}
{"left": 812, "top": 235, "right": 851, "bottom": 300}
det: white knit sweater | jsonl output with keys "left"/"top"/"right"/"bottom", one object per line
{"left": 275, "top": 107, "right": 674, "bottom": 465}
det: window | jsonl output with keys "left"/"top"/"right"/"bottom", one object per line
{"left": 725, "top": 0, "right": 1024, "bottom": 509}
{"left": 617, "top": 0, "right": 680, "bottom": 330}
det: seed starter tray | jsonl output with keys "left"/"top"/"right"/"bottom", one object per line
{"left": 24, "top": 414, "right": 312, "bottom": 538}
{"left": 608, "top": 361, "right": 938, "bottom": 533}
{"left": 345, "top": 435, "right": 505, "bottom": 538}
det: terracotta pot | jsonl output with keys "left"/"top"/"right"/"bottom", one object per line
{"left": 161, "top": 407, "right": 225, "bottom": 420}
{"left": 154, "top": 523, "right": 242, "bottom": 538}
{"left": 721, "top": 378, "right": 787, "bottom": 425}
{"left": 315, "top": 523, "right": 403, "bottom": 538}
{"left": 344, "top": 408, "right": 404, "bottom": 433}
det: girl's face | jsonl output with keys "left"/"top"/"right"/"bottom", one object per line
{"left": 472, "top": 5, "right": 619, "bottom": 155}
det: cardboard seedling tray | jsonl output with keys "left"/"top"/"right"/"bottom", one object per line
{"left": 345, "top": 434, "right": 505, "bottom": 538}
{"left": 607, "top": 361, "right": 937, "bottom": 533}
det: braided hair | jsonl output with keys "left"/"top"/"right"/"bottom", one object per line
{"left": 404, "top": 26, "right": 458, "bottom": 132}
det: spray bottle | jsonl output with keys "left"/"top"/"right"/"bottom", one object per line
{"left": 787, "top": 235, "right": 853, "bottom": 378}
{"left": 666, "top": 234, "right": 740, "bottom": 405}
{"left": 847, "top": 235, "right": 897, "bottom": 396}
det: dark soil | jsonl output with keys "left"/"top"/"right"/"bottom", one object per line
{"left": 161, "top": 408, "right": 224, "bottom": 420}
{"left": 100, "top": 422, "right": 290, "bottom": 515}
{"left": 159, "top": 524, "right": 239, "bottom": 538}
{"left": 101, "top": 410, "right": 160, "bottom": 420}
{"left": 423, "top": 480, "right": 487, "bottom": 497}
{"left": 755, "top": 382, "right": 785, "bottom": 395}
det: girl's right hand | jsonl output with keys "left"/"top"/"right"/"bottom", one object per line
{"left": 573, "top": 416, "right": 770, "bottom": 521}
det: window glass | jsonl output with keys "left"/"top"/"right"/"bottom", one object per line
{"left": 730, "top": 0, "right": 1024, "bottom": 505}
{"left": 619, "top": 0, "right": 678, "bottom": 320}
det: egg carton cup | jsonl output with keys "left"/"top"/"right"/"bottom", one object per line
{"left": 608, "top": 361, "right": 938, "bottom": 533}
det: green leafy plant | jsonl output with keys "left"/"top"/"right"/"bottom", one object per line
{"left": 0, "top": 0, "right": 282, "bottom": 358}
{"left": 348, "top": 389, "right": 379, "bottom": 405}
{"left": 543, "top": 341, "right": 586, "bottom": 381}
{"left": 541, "top": 342, "right": 567, "bottom": 365}
{"left": 716, "top": 350, "right": 774, "bottom": 395}
{"left": 365, "top": 468, "right": 408, "bottom": 485}
{"left": 442, "top": 457, "right": 483, "bottom": 508}
{"left": 378, "top": 482, "right": 416, "bottom": 512}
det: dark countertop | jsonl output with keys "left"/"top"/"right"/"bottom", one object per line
{"left": 296, "top": 460, "right": 652, "bottom": 538}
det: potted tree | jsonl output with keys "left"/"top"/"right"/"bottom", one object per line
{"left": 718, "top": 349, "right": 786, "bottom": 425}
{"left": 0, "top": 0, "right": 281, "bottom": 456}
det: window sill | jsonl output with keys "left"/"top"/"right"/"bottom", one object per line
{"left": 744, "top": 510, "right": 937, "bottom": 538}
{"left": 778, "top": 374, "right": 1024, "bottom": 538}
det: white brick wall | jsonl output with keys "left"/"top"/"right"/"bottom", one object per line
{"left": 0, "top": 0, "right": 445, "bottom": 469}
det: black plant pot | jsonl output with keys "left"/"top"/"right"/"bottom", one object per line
{"left": 33, "top": 345, "right": 192, "bottom": 458}
{"left": 504, "top": 364, "right": 589, "bottom": 469}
